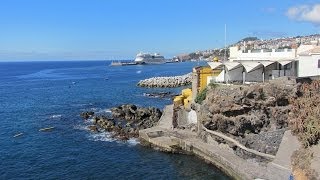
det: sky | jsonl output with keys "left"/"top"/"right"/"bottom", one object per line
{"left": 0, "top": 0, "right": 320, "bottom": 61}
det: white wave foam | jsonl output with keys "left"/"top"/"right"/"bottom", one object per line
{"left": 75, "top": 123, "right": 139, "bottom": 146}
{"left": 102, "top": 108, "right": 111, "bottom": 113}
{"left": 90, "top": 107, "right": 99, "bottom": 111}
{"left": 86, "top": 117, "right": 95, "bottom": 123}
{"left": 73, "top": 124, "right": 88, "bottom": 131}
{"left": 126, "top": 138, "right": 140, "bottom": 146}
{"left": 94, "top": 108, "right": 112, "bottom": 114}
{"left": 136, "top": 70, "right": 142, "bottom": 74}
{"left": 88, "top": 132, "right": 115, "bottom": 142}
{"left": 49, "top": 114, "right": 62, "bottom": 119}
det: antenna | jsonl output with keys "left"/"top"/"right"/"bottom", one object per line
{"left": 224, "top": 24, "right": 227, "bottom": 62}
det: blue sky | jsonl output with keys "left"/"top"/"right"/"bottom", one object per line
{"left": 0, "top": 0, "right": 320, "bottom": 61}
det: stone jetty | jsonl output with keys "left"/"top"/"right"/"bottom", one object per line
{"left": 137, "top": 73, "right": 192, "bottom": 88}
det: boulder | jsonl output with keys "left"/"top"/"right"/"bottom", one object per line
{"left": 88, "top": 125, "right": 98, "bottom": 132}
{"left": 80, "top": 111, "right": 94, "bottom": 119}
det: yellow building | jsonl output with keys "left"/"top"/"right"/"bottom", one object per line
{"left": 192, "top": 66, "right": 221, "bottom": 92}
{"left": 174, "top": 65, "right": 222, "bottom": 108}
{"left": 173, "top": 88, "right": 192, "bottom": 109}
{"left": 191, "top": 66, "right": 222, "bottom": 102}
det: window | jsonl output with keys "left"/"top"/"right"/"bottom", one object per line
{"left": 318, "top": 59, "right": 320, "bottom": 68}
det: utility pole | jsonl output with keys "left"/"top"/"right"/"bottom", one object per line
{"left": 224, "top": 24, "right": 227, "bottom": 62}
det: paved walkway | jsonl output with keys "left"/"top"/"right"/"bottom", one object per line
{"left": 157, "top": 104, "right": 173, "bottom": 129}
{"left": 140, "top": 105, "right": 301, "bottom": 180}
{"left": 311, "top": 144, "right": 320, "bottom": 177}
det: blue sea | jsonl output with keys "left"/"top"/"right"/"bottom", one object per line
{"left": 0, "top": 61, "right": 229, "bottom": 179}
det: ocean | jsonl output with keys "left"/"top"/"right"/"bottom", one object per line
{"left": 0, "top": 61, "right": 230, "bottom": 179}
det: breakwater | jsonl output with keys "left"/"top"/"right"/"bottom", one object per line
{"left": 137, "top": 73, "right": 192, "bottom": 88}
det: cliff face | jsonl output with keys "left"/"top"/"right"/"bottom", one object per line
{"left": 198, "top": 78, "right": 299, "bottom": 155}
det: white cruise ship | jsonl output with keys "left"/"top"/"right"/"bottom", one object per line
{"left": 134, "top": 52, "right": 166, "bottom": 64}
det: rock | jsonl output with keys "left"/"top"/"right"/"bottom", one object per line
{"left": 88, "top": 125, "right": 98, "bottom": 132}
{"left": 92, "top": 116, "right": 99, "bottom": 124}
{"left": 80, "top": 111, "right": 95, "bottom": 119}
{"left": 86, "top": 104, "right": 162, "bottom": 142}
{"left": 198, "top": 81, "right": 300, "bottom": 157}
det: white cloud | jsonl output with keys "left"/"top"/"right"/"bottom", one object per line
{"left": 286, "top": 4, "right": 320, "bottom": 25}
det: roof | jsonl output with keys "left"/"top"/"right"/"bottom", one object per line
{"left": 224, "top": 62, "right": 241, "bottom": 71}
{"left": 278, "top": 60, "right": 293, "bottom": 66}
{"left": 207, "top": 62, "right": 222, "bottom": 69}
{"left": 207, "top": 60, "right": 294, "bottom": 72}
{"left": 259, "top": 61, "right": 275, "bottom": 67}
{"left": 299, "top": 46, "right": 320, "bottom": 56}
{"left": 241, "top": 62, "right": 263, "bottom": 72}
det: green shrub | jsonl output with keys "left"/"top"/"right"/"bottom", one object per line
{"left": 208, "top": 82, "right": 219, "bottom": 89}
{"left": 195, "top": 87, "right": 208, "bottom": 104}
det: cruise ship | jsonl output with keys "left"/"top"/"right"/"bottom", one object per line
{"left": 134, "top": 52, "right": 166, "bottom": 64}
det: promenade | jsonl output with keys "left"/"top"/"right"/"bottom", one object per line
{"left": 139, "top": 105, "right": 301, "bottom": 180}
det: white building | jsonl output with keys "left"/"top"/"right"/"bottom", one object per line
{"left": 297, "top": 46, "right": 320, "bottom": 79}
{"left": 207, "top": 45, "right": 320, "bottom": 84}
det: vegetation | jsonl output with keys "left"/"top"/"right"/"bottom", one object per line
{"left": 195, "top": 87, "right": 208, "bottom": 104}
{"left": 237, "top": 36, "right": 258, "bottom": 43}
{"left": 208, "top": 82, "right": 219, "bottom": 89}
{"left": 291, "top": 148, "right": 317, "bottom": 179}
{"left": 278, "top": 45, "right": 292, "bottom": 49}
{"left": 289, "top": 81, "right": 320, "bottom": 147}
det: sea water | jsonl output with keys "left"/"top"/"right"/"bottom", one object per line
{"left": 0, "top": 61, "right": 230, "bottom": 179}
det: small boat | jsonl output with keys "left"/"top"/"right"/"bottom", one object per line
{"left": 13, "top": 133, "right": 23, "bottom": 138}
{"left": 39, "top": 127, "right": 55, "bottom": 132}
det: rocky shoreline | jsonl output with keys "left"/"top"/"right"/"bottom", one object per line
{"left": 81, "top": 104, "right": 162, "bottom": 141}
{"left": 137, "top": 73, "right": 192, "bottom": 88}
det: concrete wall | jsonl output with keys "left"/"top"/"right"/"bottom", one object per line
{"left": 177, "top": 109, "right": 198, "bottom": 126}
{"left": 227, "top": 66, "right": 244, "bottom": 82}
{"left": 229, "top": 46, "right": 240, "bottom": 61}
{"left": 265, "top": 63, "right": 278, "bottom": 80}
{"left": 245, "top": 67, "right": 264, "bottom": 82}
{"left": 229, "top": 46, "right": 296, "bottom": 61}
{"left": 192, "top": 72, "right": 198, "bottom": 102}
{"left": 214, "top": 70, "right": 226, "bottom": 82}
{"left": 298, "top": 54, "right": 320, "bottom": 77}
{"left": 187, "top": 110, "right": 197, "bottom": 124}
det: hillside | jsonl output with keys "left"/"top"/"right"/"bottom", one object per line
{"left": 176, "top": 33, "right": 320, "bottom": 61}
{"left": 196, "top": 78, "right": 320, "bottom": 178}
